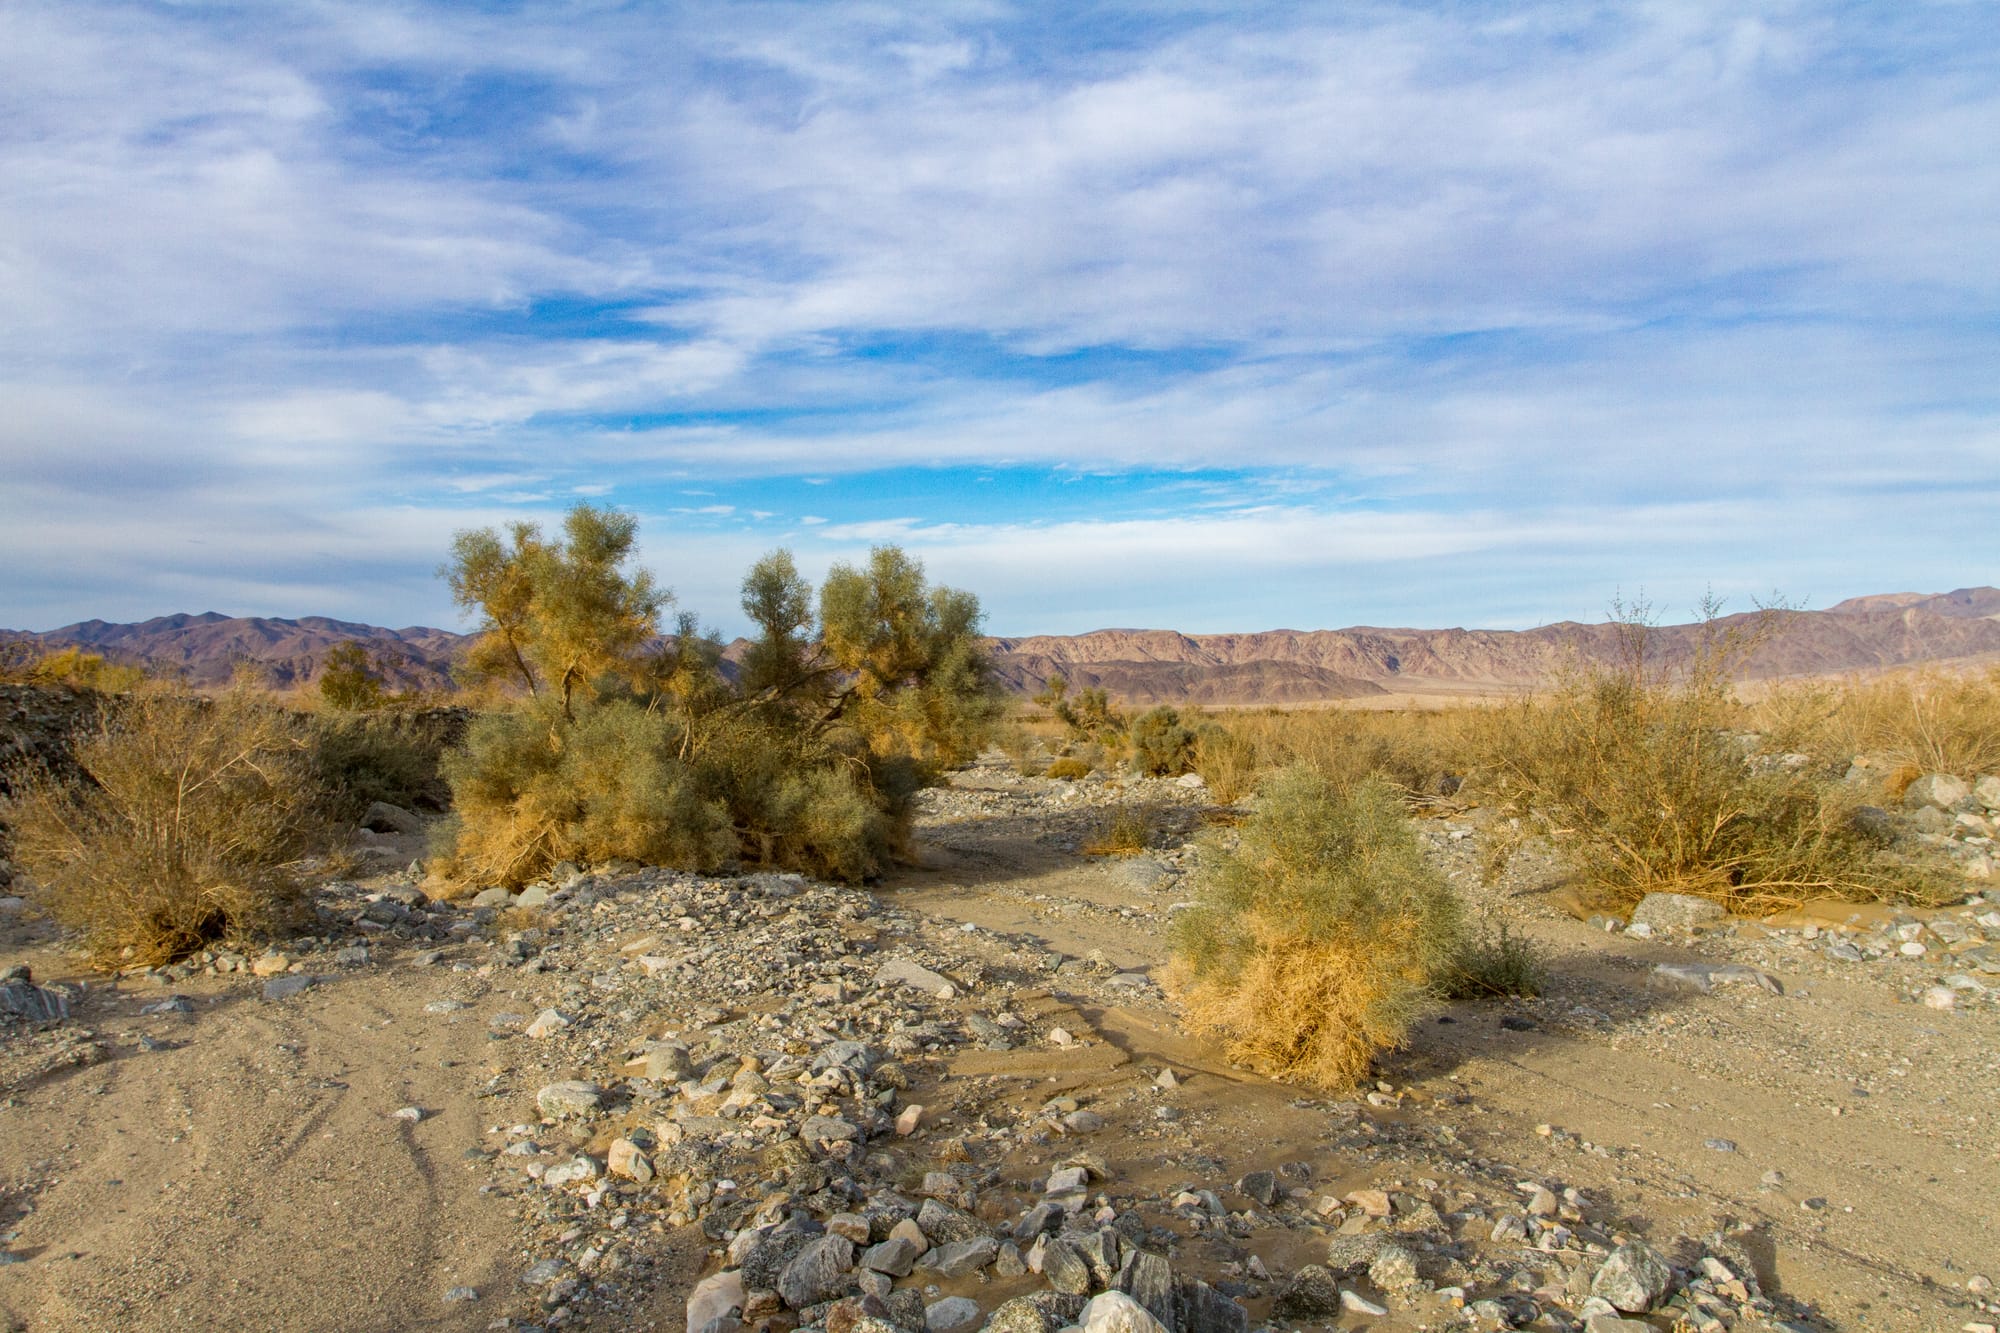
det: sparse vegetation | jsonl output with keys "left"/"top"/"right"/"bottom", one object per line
{"left": 1191, "top": 723, "right": 1259, "bottom": 802}
{"left": 431, "top": 505, "right": 1002, "bottom": 889}
{"left": 1167, "top": 766, "right": 1465, "bottom": 1091}
{"left": 0, "top": 644, "right": 148, "bottom": 692}
{"left": 1043, "top": 755, "right": 1094, "bottom": 780}
{"left": 317, "top": 640, "right": 388, "bottom": 711}
{"left": 1086, "top": 803, "right": 1155, "bottom": 855}
{"left": 1485, "top": 600, "right": 1943, "bottom": 913}
{"left": 1438, "top": 920, "right": 1547, "bottom": 999}
{"left": 1129, "top": 704, "right": 1197, "bottom": 777}
{"left": 2, "top": 690, "right": 331, "bottom": 967}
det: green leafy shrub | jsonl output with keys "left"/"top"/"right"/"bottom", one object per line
{"left": 1130, "top": 705, "right": 1197, "bottom": 777}
{"left": 2, "top": 690, "right": 330, "bottom": 967}
{"left": 1438, "top": 921, "right": 1546, "bottom": 999}
{"left": 1167, "top": 766, "right": 1464, "bottom": 1091}
{"left": 433, "top": 510, "right": 999, "bottom": 889}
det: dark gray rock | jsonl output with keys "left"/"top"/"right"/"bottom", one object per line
{"left": 1171, "top": 1274, "right": 1248, "bottom": 1333}
{"left": 1234, "top": 1171, "right": 1278, "bottom": 1207}
{"left": 261, "top": 975, "right": 314, "bottom": 1001}
{"left": 861, "top": 1237, "right": 922, "bottom": 1277}
{"left": 920, "top": 1236, "right": 997, "bottom": 1278}
{"left": 1075, "top": 1228, "right": 1122, "bottom": 1287}
{"left": 915, "top": 1198, "right": 985, "bottom": 1246}
{"left": 1013, "top": 1200, "right": 1064, "bottom": 1240}
{"left": 778, "top": 1234, "right": 856, "bottom": 1310}
{"left": 0, "top": 979, "right": 68, "bottom": 1023}
{"left": 1041, "top": 1238, "right": 1094, "bottom": 1296}
{"left": 1272, "top": 1265, "right": 1343, "bottom": 1318}
{"left": 1114, "top": 1250, "right": 1175, "bottom": 1330}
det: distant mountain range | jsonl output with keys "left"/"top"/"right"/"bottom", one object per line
{"left": 5, "top": 588, "right": 1997, "bottom": 704}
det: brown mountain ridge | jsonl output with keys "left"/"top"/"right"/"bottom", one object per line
{"left": 5, "top": 588, "right": 1997, "bottom": 705}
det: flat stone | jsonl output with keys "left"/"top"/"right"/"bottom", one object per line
{"left": 876, "top": 957, "right": 957, "bottom": 999}
{"left": 526, "top": 1007, "right": 572, "bottom": 1038}
{"left": 1906, "top": 773, "right": 1972, "bottom": 812}
{"left": 261, "top": 975, "right": 314, "bottom": 1001}
{"left": 535, "top": 1080, "right": 604, "bottom": 1117}
{"left": 0, "top": 980, "right": 69, "bottom": 1023}
{"left": 521, "top": 1258, "right": 566, "bottom": 1286}
{"left": 541, "top": 1154, "right": 600, "bottom": 1187}
{"left": 925, "top": 1296, "right": 981, "bottom": 1333}
{"left": 1339, "top": 1290, "right": 1388, "bottom": 1316}
{"left": 800, "top": 1114, "right": 862, "bottom": 1146}
{"left": 1648, "top": 963, "right": 1782, "bottom": 995}
{"left": 1630, "top": 892, "right": 1727, "bottom": 929}
{"left": 920, "top": 1236, "right": 997, "bottom": 1278}
{"left": 470, "top": 887, "right": 513, "bottom": 908}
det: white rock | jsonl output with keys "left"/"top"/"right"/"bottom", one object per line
{"left": 1921, "top": 986, "right": 1958, "bottom": 1010}
{"left": 685, "top": 1268, "right": 745, "bottom": 1333}
{"left": 1080, "top": 1291, "right": 1168, "bottom": 1333}
{"left": 1339, "top": 1290, "right": 1388, "bottom": 1316}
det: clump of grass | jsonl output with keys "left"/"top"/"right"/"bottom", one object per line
{"left": 1488, "top": 605, "right": 1947, "bottom": 913}
{"left": 1836, "top": 668, "right": 2000, "bottom": 778}
{"left": 1437, "top": 921, "right": 1546, "bottom": 999}
{"left": 1192, "top": 724, "right": 1259, "bottom": 802}
{"left": 1167, "top": 766, "right": 1464, "bottom": 1091}
{"left": 1086, "top": 804, "right": 1155, "bottom": 855}
{"left": 1044, "top": 755, "right": 1095, "bottom": 781}
{"left": 2, "top": 690, "right": 331, "bottom": 968}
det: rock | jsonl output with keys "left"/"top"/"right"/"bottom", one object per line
{"left": 827, "top": 1214, "right": 872, "bottom": 1244}
{"left": 526, "top": 1007, "right": 572, "bottom": 1038}
{"left": 0, "top": 979, "right": 68, "bottom": 1023}
{"left": 0, "top": 897, "right": 25, "bottom": 917}
{"left": 471, "top": 887, "right": 512, "bottom": 908}
{"left": 1114, "top": 1250, "right": 1176, "bottom": 1329}
{"left": 687, "top": 1269, "right": 746, "bottom": 1333}
{"left": 333, "top": 945, "right": 370, "bottom": 967}
{"left": 1592, "top": 1240, "right": 1674, "bottom": 1313}
{"left": 777, "top": 1234, "right": 856, "bottom": 1310}
{"left": 985, "top": 1294, "right": 1086, "bottom": 1333}
{"left": 1974, "top": 775, "right": 2000, "bottom": 810}
{"left": 925, "top": 1296, "right": 981, "bottom": 1333}
{"left": 607, "top": 1137, "right": 654, "bottom": 1183}
{"left": 1339, "top": 1290, "right": 1388, "bottom": 1316}
{"left": 1273, "top": 1264, "right": 1345, "bottom": 1320}
{"left": 541, "top": 1154, "right": 600, "bottom": 1187}
{"left": 916, "top": 1198, "right": 985, "bottom": 1246}
{"left": 812, "top": 1040, "right": 879, "bottom": 1073}
{"left": 1080, "top": 1291, "right": 1168, "bottom": 1333}
{"left": 1647, "top": 963, "right": 1782, "bottom": 995}
{"left": 1170, "top": 1273, "right": 1248, "bottom": 1333}
{"left": 262, "top": 975, "right": 314, "bottom": 1001}
{"left": 391, "top": 1106, "right": 425, "bottom": 1122}
{"left": 535, "top": 1081, "right": 604, "bottom": 1117}
{"left": 1584, "top": 1317, "right": 1653, "bottom": 1333}
{"left": 876, "top": 957, "right": 957, "bottom": 999}
{"left": 1063, "top": 1109, "right": 1105, "bottom": 1133}
{"left": 1921, "top": 986, "right": 1958, "bottom": 1010}
{"left": 361, "top": 800, "right": 425, "bottom": 835}
{"left": 994, "top": 1241, "right": 1027, "bottom": 1278}
{"left": 516, "top": 884, "right": 551, "bottom": 908}
{"left": 801, "top": 1114, "right": 862, "bottom": 1147}
{"left": 1368, "top": 1241, "right": 1421, "bottom": 1290}
{"left": 251, "top": 953, "right": 291, "bottom": 977}
{"left": 1039, "top": 1238, "right": 1093, "bottom": 1295}
{"left": 443, "top": 1286, "right": 479, "bottom": 1303}
{"left": 1323, "top": 1233, "right": 1388, "bottom": 1277}
{"left": 895, "top": 1104, "right": 924, "bottom": 1135}
{"left": 1905, "top": 773, "right": 1972, "bottom": 812}
{"left": 646, "top": 1043, "right": 694, "bottom": 1082}
{"left": 1235, "top": 1171, "right": 1278, "bottom": 1207}
{"left": 521, "top": 1258, "right": 567, "bottom": 1286}
{"left": 1344, "top": 1188, "right": 1391, "bottom": 1218}
{"left": 861, "top": 1237, "right": 921, "bottom": 1277}
{"left": 922, "top": 1236, "right": 998, "bottom": 1278}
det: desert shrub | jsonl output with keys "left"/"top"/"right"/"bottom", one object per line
{"left": 1129, "top": 705, "right": 1197, "bottom": 777}
{"left": 1489, "top": 607, "right": 1944, "bottom": 912}
{"left": 998, "top": 722, "right": 1049, "bottom": 776}
{"left": 1087, "top": 804, "right": 1155, "bottom": 855}
{"left": 1, "top": 646, "right": 147, "bottom": 692}
{"left": 1437, "top": 921, "right": 1546, "bottom": 999}
{"left": 1834, "top": 668, "right": 2000, "bottom": 777}
{"left": 308, "top": 710, "right": 458, "bottom": 819}
{"left": 2, "top": 690, "right": 330, "bottom": 967}
{"left": 318, "top": 640, "right": 387, "bottom": 711}
{"left": 1192, "top": 723, "right": 1259, "bottom": 802}
{"left": 1044, "top": 756, "right": 1094, "bottom": 780}
{"left": 1167, "top": 766, "right": 1464, "bottom": 1091}
{"left": 1217, "top": 705, "right": 1481, "bottom": 803}
{"left": 434, "top": 514, "right": 995, "bottom": 888}
{"left": 1034, "top": 676, "right": 1126, "bottom": 744}
{"left": 437, "top": 701, "right": 735, "bottom": 887}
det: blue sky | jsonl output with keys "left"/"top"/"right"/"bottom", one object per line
{"left": 2, "top": 1, "right": 1995, "bottom": 637}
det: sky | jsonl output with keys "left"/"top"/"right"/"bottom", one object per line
{"left": 2, "top": 0, "right": 1995, "bottom": 639}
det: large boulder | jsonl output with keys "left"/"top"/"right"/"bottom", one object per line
{"left": 1591, "top": 1240, "right": 1675, "bottom": 1313}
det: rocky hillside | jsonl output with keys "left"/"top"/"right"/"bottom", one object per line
{"left": 7, "top": 588, "right": 1999, "bottom": 705}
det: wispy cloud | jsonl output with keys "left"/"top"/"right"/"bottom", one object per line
{"left": 0, "top": 0, "right": 1993, "bottom": 633}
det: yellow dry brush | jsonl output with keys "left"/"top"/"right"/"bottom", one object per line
{"left": 1166, "top": 766, "right": 1464, "bottom": 1092}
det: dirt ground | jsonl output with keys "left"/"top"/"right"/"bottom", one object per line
{"left": 1, "top": 759, "right": 1994, "bottom": 1332}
